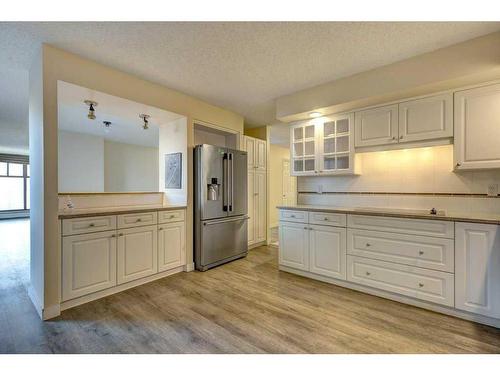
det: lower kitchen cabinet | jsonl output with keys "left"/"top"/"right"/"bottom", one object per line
{"left": 62, "top": 230, "right": 117, "bottom": 301}
{"left": 279, "top": 221, "right": 309, "bottom": 271}
{"left": 158, "top": 221, "right": 186, "bottom": 272}
{"left": 455, "top": 222, "right": 500, "bottom": 319}
{"left": 309, "top": 224, "right": 346, "bottom": 280}
{"left": 117, "top": 225, "right": 158, "bottom": 284}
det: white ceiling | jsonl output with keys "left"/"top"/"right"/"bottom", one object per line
{"left": 58, "top": 81, "right": 184, "bottom": 147}
{"left": 1, "top": 22, "right": 500, "bottom": 134}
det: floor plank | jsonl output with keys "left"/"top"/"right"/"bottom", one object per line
{"left": 0, "top": 219, "right": 499, "bottom": 353}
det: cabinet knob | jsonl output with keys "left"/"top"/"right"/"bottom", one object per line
{"left": 391, "top": 136, "right": 396, "bottom": 141}
{"left": 118, "top": 233, "right": 124, "bottom": 237}
{"left": 366, "top": 271, "right": 371, "bottom": 276}
{"left": 303, "top": 227, "right": 308, "bottom": 230}
{"left": 419, "top": 283, "right": 424, "bottom": 288}
{"left": 158, "top": 227, "right": 163, "bottom": 231}
{"left": 169, "top": 215, "right": 175, "bottom": 219}
{"left": 419, "top": 250, "right": 424, "bottom": 255}
{"left": 399, "top": 135, "right": 403, "bottom": 140}
{"left": 111, "top": 234, "right": 116, "bottom": 238}
{"left": 365, "top": 243, "right": 371, "bottom": 247}
{"left": 136, "top": 218, "right": 142, "bottom": 222}
{"left": 309, "top": 227, "right": 313, "bottom": 231}
{"left": 323, "top": 217, "right": 329, "bottom": 221}
{"left": 89, "top": 223, "right": 95, "bottom": 227}
{"left": 290, "top": 215, "right": 296, "bottom": 218}
{"left": 456, "top": 162, "right": 461, "bottom": 167}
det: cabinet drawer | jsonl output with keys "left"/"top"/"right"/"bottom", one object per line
{"left": 347, "top": 229, "right": 454, "bottom": 272}
{"left": 309, "top": 212, "right": 346, "bottom": 227}
{"left": 62, "top": 215, "right": 116, "bottom": 236}
{"left": 347, "top": 255, "right": 454, "bottom": 307}
{"left": 279, "top": 210, "right": 308, "bottom": 223}
{"left": 117, "top": 212, "right": 157, "bottom": 229}
{"left": 347, "top": 214, "right": 454, "bottom": 238}
{"left": 158, "top": 209, "right": 185, "bottom": 224}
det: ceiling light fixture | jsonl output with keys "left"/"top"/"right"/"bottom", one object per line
{"left": 309, "top": 112, "right": 321, "bottom": 118}
{"left": 139, "top": 114, "right": 150, "bottom": 130}
{"left": 103, "top": 121, "right": 112, "bottom": 133}
{"left": 84, "top": 100, "right": 98, "bottom": 120}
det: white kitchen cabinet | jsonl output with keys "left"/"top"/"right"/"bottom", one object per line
{"left": 244, "top": 135, "right": 267, "bottom": 247}
{"left": 454, "top": 83, "right": 500, "bottom": 170}
{"left": 117, "top": 225, "right": 158, "bottom": 284}
{"left": 158, "top": 221, "right": 186, "bottom": 272}
{"left": 455, "top": 222, "right": 500, "bottom": 319}
{"left": 309, "top": 224, "right": 346, "bottom": 280}
{"left": 354, "top": 104, "right": 399, "bottom": 148}
{"left": 398, "top": 93, "right": 453, "bottom": 143}
{"left": 290, "top": 113, "right": 354, "bottom": 176}
{"left": 279, "top": 221, "right": 309, "bottom": 271}
{"left": 62, "top": 230, "right": 117, "bottom": 301}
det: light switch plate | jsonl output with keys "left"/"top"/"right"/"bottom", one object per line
{"left": 487, "top": 183, "right": 499, "bottom": 197}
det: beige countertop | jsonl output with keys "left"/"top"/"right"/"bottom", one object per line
{"left": 277, "top": 204, "right": 500, "bottom": 225}
{"left": 58, "top": 204, "right": 187, "bottom": 219}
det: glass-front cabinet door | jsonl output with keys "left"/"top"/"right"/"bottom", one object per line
{"left": 289, "top": 113, "right": 354, "bottom": 176}
{"left": 319, "top": 113, "right": 354, "bottom": 174}
{"left": 291, "top": 122, "right": 317, "bottom": 175}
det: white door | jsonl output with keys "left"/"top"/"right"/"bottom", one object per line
{"left": 247, "top": 170, "right": 255, "bottom": 245}
{"left": 309, "top": 225, "right": 346, "bottom": 280}
{"left": 398, "top": 93, "right": 453, "bottom": 143}
{"left": 454, "top": 83, "right": 500, "bottom": 170}
{"left": 354, "top": 104, "right": 399, "bottom": 148}
{"left": 117, "top": 225, "right": 158, "bottom": 284}
{"left": 62, "top": 230, "right": 117, "bottom": 301}
{"left": 244, "top": 136, "right": 256, "bottom": 169}
{"left": 455, "top": 222, "right": 500, "bottom": 319}
{"left": 279, "top": 221, "right": 309, "bottom": 270}
{"left": 282, "top": 159, "right": 296, "bottom": 206}
{"left": 158, "top": 221, "right": 186, "bottom": 272}
{"left": 255, "top": 170, "right": 267, "bottom": 243}
{"left": 255, "top": 139, "right": 267, "bottom": 170}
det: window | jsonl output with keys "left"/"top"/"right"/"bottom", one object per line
{"left": 0, "top": 155, "right": 30, "bottom": 212}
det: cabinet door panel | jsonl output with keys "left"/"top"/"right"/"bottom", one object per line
{"left": 398, "top": 93, "right": 453, "bottom": 143}
{"left": 455, "top": 222, "right": 500, "bottom": 318}
{"left": 256, "top": 139, "right": 267, "bottom": 170}
{"left": 117, "top": 225, "right": 158, "bottom": 284}
{"left": 354, "top": 105, "right": 398, "bottom": 147}
{"left": 247, "top": 171, "right": 255, "bottom": 245}
{"left": 244, "top": 136, "right": 256, "bottom": 168}
{"left": 310, "top": 225, "right": 346, "bottom": 280}
{"left": 454, "top": 83, "right": 500, "bottom": 170}
{"left": 62, "top": 230, "right": 117, "bottom": 301}
{"left": 279, "top": 221, "right": 309, "bottom": 270}
{"left": 255, "top": 171, "right": 266, "bottom": 243}
{"left": 158, "top": 221, "right": 186, "bottom": 272}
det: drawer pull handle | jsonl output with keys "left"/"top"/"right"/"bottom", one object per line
{"left": 89, "top": 223, "right": 95, "bottom": 227}
{"left": 365, "top": 243, "right": 371, "bottom": 247}
{"left": 111, "top": 234, "right": 116, "bottom": 238}
{"left": 136, "top": 218, "right": 142, "bottom": 222}
{"left": 419, "top": 283, "right": 424, "bottom": 288}
{"left": 118, "top": 233, "right": 124, "bottom": 237}
{"left": 303, "top": 227, "right": 308, "bottom": 230}
{"left": 291, "top": 215, "right": 296, "bottom": 218}
{"left": 323, "top": 217, "right": 329, "bottom": 221}
{"left": 159, "top": 228, "right": 163, "bottom": 231}
{"left": 366, "top": 271, "right": 371, "bottom": 276}
{"left": 419, "top": 250, "right": 424, "bottom": 255}
{"left": 169, "top": 215, "right": 175, "bottom": 219}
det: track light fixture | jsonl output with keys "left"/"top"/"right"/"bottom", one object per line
{"left": 103, "top": 121, "right": 112, "bottom": 133}
{"left": 84, "top": 100, "right": 98, "bottom": 120}
{"left": 139, "top": 114, "right": 150, "bottom": 130}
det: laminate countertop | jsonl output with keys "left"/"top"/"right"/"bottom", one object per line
{"left": 58, "top": 204, "right": 187, "bottom": 219}
{"left": 277, "top": 205, "right": 500, "bottom": 225}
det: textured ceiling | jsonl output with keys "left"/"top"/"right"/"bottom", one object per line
{"left": 1, "top": 22, "right": 500, "bottom": 132}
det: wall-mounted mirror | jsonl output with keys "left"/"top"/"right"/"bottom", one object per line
{"left": 57, "top": 81, "right": 186, "bottom": 194}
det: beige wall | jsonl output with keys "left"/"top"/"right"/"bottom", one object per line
{"left": 269, "top": 144, "right": 295, "bottom": 228}
{"left": 276, "top": 31, "right": 500, "bottom": 122}
{"left": 30, "top": 44, "right": 244, "bottom": 318}
{"left": 244, "top": 126, "right": 268, "bottom": 140}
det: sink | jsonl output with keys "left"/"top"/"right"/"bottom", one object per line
{"left": 352, "top": 207, "right": 446, "bottom": 216}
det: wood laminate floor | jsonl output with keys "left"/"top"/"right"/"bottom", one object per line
{"left": 1, "top": 219, "right": 499, "bottom": 353}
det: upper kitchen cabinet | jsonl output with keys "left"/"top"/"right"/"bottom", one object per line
{"left": 290, "top": 113, "right": 355, "bottom": 176}
{"left": 354, "top": 93, "right": 453, "bottom": 150}
{"left": 454, "top": 83, "right": 500, "bottom": 170}
{"left": 398, "top": 93, "right": 453, "bottom": 143}
{"left": 244, "top": 136, "right": 266, "bottom": 171}
{"left": 354, "top": 104, "right": 398, "bottom": 148}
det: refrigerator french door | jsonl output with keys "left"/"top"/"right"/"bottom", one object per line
{"left": 194, "top": 144, "right": 248, "bottom": 271}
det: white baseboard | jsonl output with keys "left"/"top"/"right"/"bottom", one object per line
{"left": 61, "top": 265, "right": 184, "bottom": 312}
{"left": 248, "top": 240, "right": 266, "bottom": 249}
{"left": 279, "top": 265, "right": 500, "bottom": 329}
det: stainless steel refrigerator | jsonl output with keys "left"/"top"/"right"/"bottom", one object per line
{"left": 194, "top": 144, "right": 248, "bottom": 271}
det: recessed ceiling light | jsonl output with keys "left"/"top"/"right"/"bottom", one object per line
{"left": 309, "top": 112, "right": 321, "bottom": 118}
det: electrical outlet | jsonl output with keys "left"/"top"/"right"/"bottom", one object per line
{"left": 487, "top": 183, "right": 499, "bottom": 197}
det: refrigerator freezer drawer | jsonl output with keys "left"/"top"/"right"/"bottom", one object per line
{"left": 197, "top": 216, "right": 248, "bottom": 271}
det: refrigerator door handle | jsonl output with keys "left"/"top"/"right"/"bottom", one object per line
{"left": 229, "top": 153, "right": 234, "bottom": 212}
{"left": 203, "top": 215, "right": 249, "bottom": 226}
{"left": 223, "top": 153, "right": 228, "bottom": 211}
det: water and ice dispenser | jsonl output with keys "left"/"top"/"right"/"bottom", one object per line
{"left": 207, "top": 178, "right": 220, "bottom": 201}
